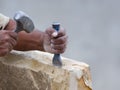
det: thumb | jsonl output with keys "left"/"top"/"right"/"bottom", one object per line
{"left": 52, "top": 31, "right": 58, "bottom": 37}
{"left": 5, "top": 19, "right": 16, "bottom": 31}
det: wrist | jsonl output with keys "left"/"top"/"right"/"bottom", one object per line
{"left": 38, "top": 31, "right": 45, "bottom": 51}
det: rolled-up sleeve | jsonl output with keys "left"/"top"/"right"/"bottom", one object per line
{"left": 0, "top": 13, "right": 9, "bottom": 30}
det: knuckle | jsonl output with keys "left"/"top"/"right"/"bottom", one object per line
{"left": 57, "top": 49, "right": 65, "bottom": 54}
{"left": 61, "top": 38, "right": 65, "bottom": 43}
{"left": 53, "top": 44, "right": 65, "bottom": 50}
{"left": 60, "top": 50, "right": 65, "bottom": 53}
{"left": 60, "top": 48, "right": 65, "bottom": 53}
{"left": 46, "top": 27, "right": 54, "bottom": 33}
{"left": 53, "top": 37, "right": 66, "bottom": 44}
{"left": 11, "top": 39, "right": 17, "bottom": 47}
{"left": 4, "top": 36, "right": 10, "bottom": 41}
{"left": 0, "top": 49, "right": 9, "bottom": 56}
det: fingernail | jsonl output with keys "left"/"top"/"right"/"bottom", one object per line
{"left": 52, "top": 31, "right": 58, "bottom": 37}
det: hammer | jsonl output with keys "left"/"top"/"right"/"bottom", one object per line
{"left": 13, "top": 11, "right": 34, "bottom": 33}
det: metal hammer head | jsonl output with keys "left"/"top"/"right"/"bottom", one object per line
{"left": 14, "top": 11, "right": 34, "bottom": 33}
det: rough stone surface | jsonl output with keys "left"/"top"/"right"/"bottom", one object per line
{"left": 0, "top": 50, "right": 92, "bottom": 90}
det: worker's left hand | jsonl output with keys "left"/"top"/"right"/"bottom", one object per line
{"left": 0, "top": 19, "right": 17, "bottom": 56}
{"left": 43, "top": 27, "right": 68, "bottom": 54}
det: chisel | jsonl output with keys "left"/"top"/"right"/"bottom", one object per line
{"left": 52, "top": 22, "right": 62, "bottom": 67}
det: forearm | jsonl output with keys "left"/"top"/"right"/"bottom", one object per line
{"left": 4, "top": 19, "right": 45, "bottom": 51}
{"left": 14, "top": 29, "right": 45, "bottom": 51}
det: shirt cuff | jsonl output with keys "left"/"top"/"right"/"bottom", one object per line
{"left": 0, "top": 13, "right": 10, "bottom": 30}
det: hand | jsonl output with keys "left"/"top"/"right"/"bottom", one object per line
{"left": 43, "top": 27, "right": 68, "bottom": 54}
{"left": 0, "top": 30, "right": 17, "bottom": 56}
{"left": 0, "top": 19, "right": 17, "bottom": 56}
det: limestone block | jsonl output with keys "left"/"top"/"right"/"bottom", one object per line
{"left": 0, "top": 50, "right": 92, "bottom": 90}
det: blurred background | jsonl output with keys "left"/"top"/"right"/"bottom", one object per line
{"left": 0, "top": 0, "right": 120, "bottom": 90}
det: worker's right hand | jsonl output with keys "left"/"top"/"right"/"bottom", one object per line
{"left": 0, "top": 30, "right": 17, "bottom": 56}
{"left": 43, "top": 27, "right": 67, "bottom": 54}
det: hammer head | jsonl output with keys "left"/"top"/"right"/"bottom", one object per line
{"left": 14, "top": 11, "right": 34, "bottom": 33}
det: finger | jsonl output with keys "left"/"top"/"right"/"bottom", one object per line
{"left": 45, "top": 27, "right": 55, "bottom": 36}
{"left": 0, "top": 31, "right": 17, "bottom": 50}
{"left": 0, "top": 44, "right": 6, "bottom": 49}
{"left": 0, "top": 49, "right": 8, "bottom": 56}
{"left": 57, "top": 27, "right": 66, "bottom": 37}
{"left": 51, "top": 48, "right": 65, "bottom": 54}
{"left": 3, "top": 42, "right": 11, "bottom": 50}
{"left": 51, "top": 28, "right": 66, "bottom": 38}
{"left": 0, "top": 30, "right": 14, "bottom": 41}
{"left": 8, "top": 38, "right": 17, "bottom": 51}
{"left": 0, "top": 40, "right": 5, "bottom": 45}
{"left": 0, "top": 44, "right": 9, "bottom": 56}
{"left": 2, "top": 42, "right": 12, "bottom": 52}
{"left": 7, "top": 31, "right": 18, "bottom": 41}
{"left": 0, "top": 33, "right": 10, "bottom": 42}
{"left": 51, "top": 43, "right": 66, "bottom": 50}
{"left": 46, "top": 27, "right": 66, "bottom": 37}
{"left": 51, "top": 35, "right": 68, "bottom": 45}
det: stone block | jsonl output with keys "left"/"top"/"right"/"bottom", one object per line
{"left": 0, "top": 50, "right": 92, "bottom": 90}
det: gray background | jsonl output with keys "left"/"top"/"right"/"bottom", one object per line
{"left": 0, "top": 0, "right": 120, "bottom": 90}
